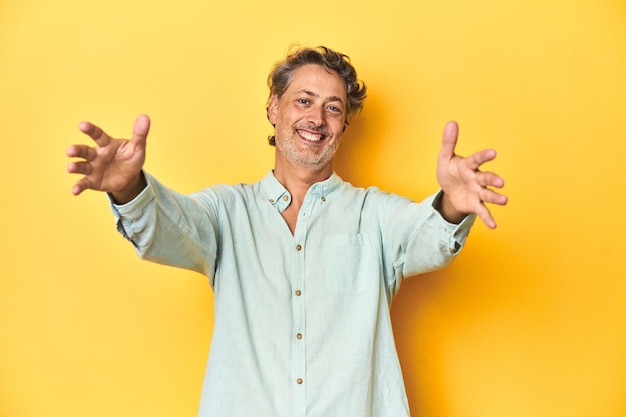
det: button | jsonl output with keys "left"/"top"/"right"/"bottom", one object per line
{"left": 296, "top": 378, "right": 303, "bottom": 384}
{"left": 269, "top": 198, "right": 275, "bottom": 203}
{"left": 296, "top": 245, "right": 302, "bottom": 251}
{"left": 283, "top": 195, "right": 289, "bottom": 201}
{"left": 295, "top": 290, "right": 302, "bottom": 296}
{"left": 321, "top": 197, "right": 326, "bottom": 202}
{"left": 450, "top": 242, "right": 461, "bottom": 253}
{"left": 296, "top": 333, "right": 303, "bottom": 340}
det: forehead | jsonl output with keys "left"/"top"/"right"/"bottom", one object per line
{"left": 286, "top": 64, "right": 347, "bottom": 101}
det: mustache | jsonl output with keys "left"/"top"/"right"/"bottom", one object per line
{"left": 294, "top": 125, "right": 331, "bottom": 137}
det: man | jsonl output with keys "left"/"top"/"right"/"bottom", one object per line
{"left": 67, "top": 46, "right": 507, "bottom": 417}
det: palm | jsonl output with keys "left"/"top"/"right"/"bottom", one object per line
{"left": 90, "top": 138, "right": 145, "bottom": 191}
{"left": 436, "top": 121, "right": 507, "bottom": 228}
{"left": 67, "top": 115, "right": 149, "bottom": 196}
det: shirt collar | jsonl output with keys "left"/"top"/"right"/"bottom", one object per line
{"left": 260, "top": 170, "right": 342, "bottom": 211}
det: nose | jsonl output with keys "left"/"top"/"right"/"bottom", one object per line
{"left": 307, "top": 104, "right": 325, "bottom": 127}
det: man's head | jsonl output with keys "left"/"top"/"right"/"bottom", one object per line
{"left": 266, "top": 46, "right": 367, "bottom": 146}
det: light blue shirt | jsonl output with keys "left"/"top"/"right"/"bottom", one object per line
{"left": 111, "top": 171, "right": 475, "bottom": 417}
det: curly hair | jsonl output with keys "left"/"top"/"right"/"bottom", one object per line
{"left": 266, "top": 46, "right": 367, "bottom": 146}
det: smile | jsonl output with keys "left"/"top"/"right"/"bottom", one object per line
{"left": 297, "top": 129, "right": 327, "bottom": 142}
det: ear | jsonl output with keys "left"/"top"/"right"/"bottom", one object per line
{"left": 267, "top": 94, "right": 279, "bottom": 125}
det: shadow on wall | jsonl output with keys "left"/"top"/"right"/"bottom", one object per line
{"left": 390, "top": 236, "right": 565, "bottom": 417}
{"left": 332, "top": 91, "right": 388, "bottom": 188}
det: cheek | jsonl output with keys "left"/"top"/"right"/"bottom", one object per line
{"left": 274, "top": 108, "right": 295, "bottom": 127}
{"left": 330, "top": 120, "right": 346, "bottom": 137}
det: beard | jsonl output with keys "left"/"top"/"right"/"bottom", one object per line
{"left": 275, "top": 125, "right": 340, "bottom": 171}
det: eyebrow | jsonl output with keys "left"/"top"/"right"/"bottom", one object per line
{"left": 299, "top": 89, "right": 345, "bottom": 104}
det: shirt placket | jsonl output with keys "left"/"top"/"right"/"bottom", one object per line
{"left": 291, "top": 190, "right": 319, "bottom": 417}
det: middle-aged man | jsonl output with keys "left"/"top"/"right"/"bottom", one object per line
{"left": 66, "top": 46, "right": 507, "bottom": 417}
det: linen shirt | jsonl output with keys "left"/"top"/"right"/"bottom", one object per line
{"left": 111, "top": 170, "right": 475, "bottom": 417}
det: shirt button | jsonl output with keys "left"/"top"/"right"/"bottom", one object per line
{"left": 296, "top": 333, "right": 303, "bottom": 340}
{"left": 297, "top": 378, "right": 303, "bottom": 384}
{"left": 296, "top": 244, "right": 302, "bottom": 251}
{"left": 321, "top": 197, "right": 326, "bottom": 202}
{"left": 283, "top": 195, "right": 289, "bottom": 201}
{"left": 295, "top": 290, "right": 302, "bottom": 296}
{"left": 269, "top": 198, "right": 275, "bottom": 203}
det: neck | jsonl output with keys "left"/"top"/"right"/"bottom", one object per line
{"left": 273, "top": 161, "right": 333, "bottom": 207}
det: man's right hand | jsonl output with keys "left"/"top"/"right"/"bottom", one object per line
{"left": 66, "top": 114, "right": 150, "bottom": 204}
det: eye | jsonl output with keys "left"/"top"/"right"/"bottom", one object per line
{"left": 297, "top": 98, "right": 310, "bottom": 105}
{"left": 327, "top": 105, "right": 343, "bottom": 114}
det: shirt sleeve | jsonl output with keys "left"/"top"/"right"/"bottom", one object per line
{"left": 108, "top": 172, "right": 219, "bottom": 279}
{"left": 382, "top": 189, "right": 476, "bottom": 294}
{"left": 428, "top": 189, "right": 476, "bottom": 254}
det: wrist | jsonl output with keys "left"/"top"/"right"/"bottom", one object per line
{"left": 110, "top": 171, "right": 147, "bottom": 205}
{"left": 436, "top": 192, "right": 467, "bottom": 224}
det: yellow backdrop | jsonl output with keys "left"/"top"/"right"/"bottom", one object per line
{"left": 1, "top": 0, "right": 625, "bottom": 416}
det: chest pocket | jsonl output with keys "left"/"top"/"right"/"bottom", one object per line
{"left": 324, "top": 233, "right": 376, "bottom": 294}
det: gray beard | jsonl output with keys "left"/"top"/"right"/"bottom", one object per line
{"left": 276, "top": 136, "right": 339, "bottom": 171}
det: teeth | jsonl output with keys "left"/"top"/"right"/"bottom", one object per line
{"left": 299, "top": 130, "right": 324, "bottom": 142}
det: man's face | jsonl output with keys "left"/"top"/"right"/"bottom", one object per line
{"left": 268, "top": 64, "right": 348, "bottom": 173}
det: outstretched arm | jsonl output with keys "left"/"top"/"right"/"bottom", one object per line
{"left": 436, "top": 121, "right": 508, "bottom": 229}
{"left": 66, "top": 114, "right": 150, "bottom": 204}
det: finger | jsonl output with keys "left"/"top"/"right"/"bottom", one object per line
{"left": 465, "top": 148, "right": 497, "bottom": 171}
{"left": 67, "top": 160, "right": 93, "bottom": 175}
{"left": 476, "top": 171, "right": 505, "bottom": 189}
{"left": 79, "top": 121, "right": 111, "bottom": 147}
{"left": 438, "top": 121, "right": 459, "bottom": 163}
{"left": 475, "top": 204, "right": 497, "bottom": 229}
{"left": 131, "top": 114, "right": 150, "bottom": 147}
{"left": 71, "top": 183, "right": 83, "bottom": 196}
{"left": 71, "top": 177, "right": 94, "bottom": 196}
{"left": 479, "top": 187, "right": 508, "bottom": 206}
{"left": 66, "top": 144, "right": 97, "bottom": 161}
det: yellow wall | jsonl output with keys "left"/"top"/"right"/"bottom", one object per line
{"left": 1, "top": 0, "right": 625, "bottom": 416}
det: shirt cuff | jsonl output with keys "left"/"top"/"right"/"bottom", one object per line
{"left": 108, "top": 174, "right": 154, "bottom": 245}
{"left": 430, "top": 190, "right": 476, "bottom": 254}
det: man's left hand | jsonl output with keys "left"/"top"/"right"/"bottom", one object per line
{"left": 436, "top": 121, "right": 508, "bottom": 229}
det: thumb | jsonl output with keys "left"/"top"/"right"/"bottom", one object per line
{"left": 131, "top": 114, "right": 151, "bottom": 146}
{"left": 439, "top": 120, "right": 459, "bottom": 163}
